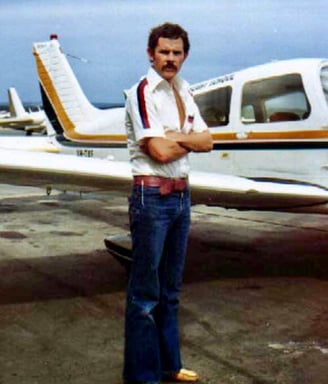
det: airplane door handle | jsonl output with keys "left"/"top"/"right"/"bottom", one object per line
{"left": 236, "top": 131, "right": 248, "bottom": 139}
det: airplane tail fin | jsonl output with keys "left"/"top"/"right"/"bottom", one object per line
{"left": 8, "top": 88, "right": 26, "bottom": 117}
{"left": 32, "top": 35, "right": 125, "bottom": 142}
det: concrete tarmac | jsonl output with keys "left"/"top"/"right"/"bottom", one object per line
{"left": 0, "top": 185, "right": 328, "bottom": 384}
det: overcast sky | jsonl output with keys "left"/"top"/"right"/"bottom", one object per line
{"left": 0, "top": 0, "right": 327, "bottom": 103}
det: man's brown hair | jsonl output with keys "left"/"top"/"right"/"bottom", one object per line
{"left": 148, "top": 22, "right": 190, "bottom": 55}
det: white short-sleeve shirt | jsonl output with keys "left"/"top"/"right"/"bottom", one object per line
{"left": 125, "top": 67, "right": 208, "bottom": 178}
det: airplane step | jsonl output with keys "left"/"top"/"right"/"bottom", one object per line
{"left": 104, "top": 233, "right": 132, "bottom": 272}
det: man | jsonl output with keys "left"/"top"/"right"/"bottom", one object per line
{"left": 124, "top": 22, "right": 213, "bottom": 384}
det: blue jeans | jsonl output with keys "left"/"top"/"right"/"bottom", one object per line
{"left": 123, "top": 185, "right": 191, "bottom": 383}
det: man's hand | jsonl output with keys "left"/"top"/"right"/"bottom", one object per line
{"left": 141, "top": 129, "right": 213, "bottom": 164}
{"left": 166, "top": 129, "right": 213, "bottom": 153}
{"left": 142, "top": 136, "right": 189, "bottom": 163}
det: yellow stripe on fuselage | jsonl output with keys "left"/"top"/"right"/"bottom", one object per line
{"left": 211, "top": 129, "right": 328, "bottom": 142}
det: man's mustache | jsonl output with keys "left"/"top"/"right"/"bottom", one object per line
{"left": 163, "top": 63, "right": 177, "bottom": 70}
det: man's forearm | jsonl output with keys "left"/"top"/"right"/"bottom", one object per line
{"left": 167, "top": 130, "right": 213, "bottom": 153}
{"left": 141, "top": 129, "right": 213, "bottom": 164}
{"left": 143, "top": 136, "right": 189, "bottom": 163}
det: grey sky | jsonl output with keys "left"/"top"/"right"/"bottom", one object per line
{"left": 0, "top": 0, "right": 327, "bottom": 103}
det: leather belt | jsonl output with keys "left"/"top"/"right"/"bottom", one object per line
{"left": 133, "top": 175, "right": 188, "bottom": 195}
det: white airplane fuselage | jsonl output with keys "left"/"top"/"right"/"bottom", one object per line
{"left": 189, "top": 58, "right": 328, "bottom": 190}
{"left": 2, "top": 37, "right": 328, "bottom": 204}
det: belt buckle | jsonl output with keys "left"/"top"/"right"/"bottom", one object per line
{"left": 174, "top": 178, "right": 185, "bottom": 191}
{"left": 159, "top": 178, "right": 186, "bottom": 195}
{"left": 159, "top": 179, "right": 173, "bottom": 195}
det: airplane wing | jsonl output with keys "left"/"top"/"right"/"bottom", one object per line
{"left": 1, "top": 148, "right": 328, "bottom": 214}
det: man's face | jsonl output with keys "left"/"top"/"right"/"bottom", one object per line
{"left": 148, "top": 37, "right": 187, "bottom": 84}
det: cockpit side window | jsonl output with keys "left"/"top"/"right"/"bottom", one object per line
{"left": 241, "top": 73, "right": 311, "bottom": 124}
{"left": 194, "top": 86, "right": 232, "bottom": 127}
{"left": 320, "top": 66, "right": 328, "bottom": 105}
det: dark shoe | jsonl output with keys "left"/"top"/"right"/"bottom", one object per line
{"left": 164, "top": 368, "right": 199, "bottom": 382}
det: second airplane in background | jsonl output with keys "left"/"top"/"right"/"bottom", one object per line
{"left": 0, "top": 87, "right": 50, "bottom": 135}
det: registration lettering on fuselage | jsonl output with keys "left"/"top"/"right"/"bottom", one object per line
{"left": 76, "top": 149, "right": 94, "bottom": 157}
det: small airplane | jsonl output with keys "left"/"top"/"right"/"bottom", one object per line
{"left": 0, "top": 110, "right": 10, "bottom": 118}
{"left": 0, "top": 87, "right": 50, "bottom": 135}
{"left": 1, "top": 35, "right": 328, "bottom": 215}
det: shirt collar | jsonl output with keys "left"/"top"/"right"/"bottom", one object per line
{"left": 146, "top": 67, "right": 189, "bottom": 93}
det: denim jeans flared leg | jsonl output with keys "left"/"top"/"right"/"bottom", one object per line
{"left": 123, "top": 186, "right": 191, "bottom": 383}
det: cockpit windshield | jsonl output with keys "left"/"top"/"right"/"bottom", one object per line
{"left": 194, "top": 86, "right": 232, "bottom": 127}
